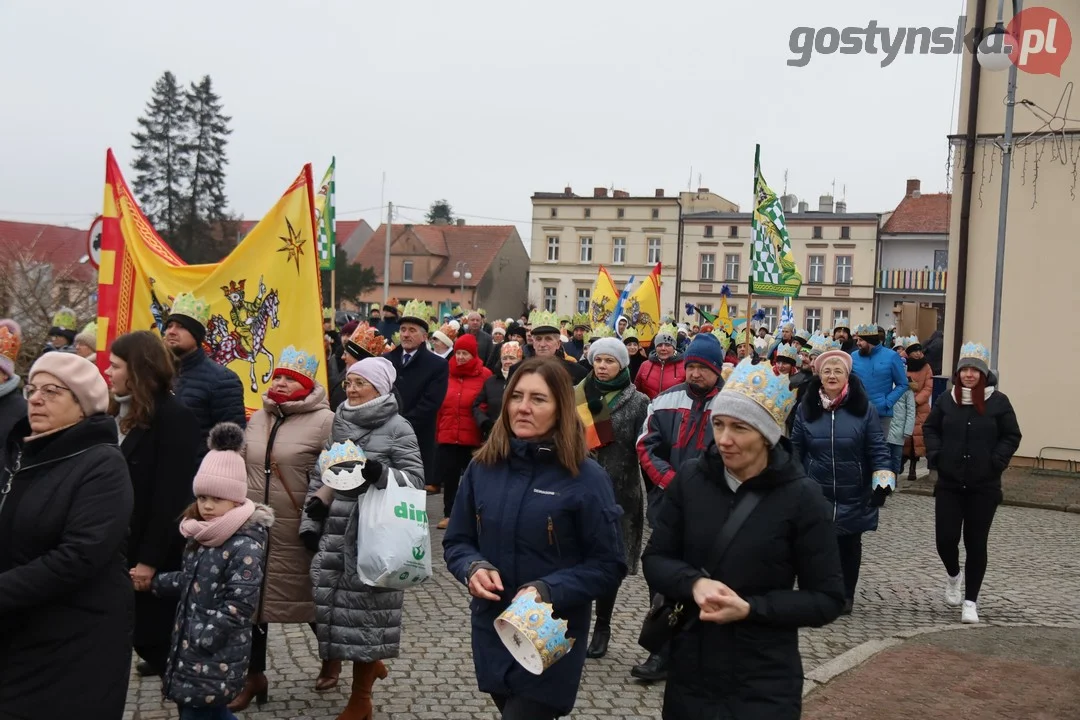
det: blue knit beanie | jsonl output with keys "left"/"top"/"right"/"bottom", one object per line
{"left": 684, "top": 333, "right": 724, "bottom": 375}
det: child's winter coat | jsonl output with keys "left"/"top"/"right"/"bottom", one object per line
{"left": 886, "top": 388, "right": 917, "bottom": 446}
{"left": 152, "top": 504, "right": 274, "bottom": 707}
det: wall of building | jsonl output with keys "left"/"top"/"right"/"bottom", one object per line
{"left": 879, "top": 237, "right": 948, "bottom": 270}
{"left": 476, "top": 231, "right": 530, "bottom": 319}
{"left": 945, "top": 0, "right": 1080, "bottom": 458}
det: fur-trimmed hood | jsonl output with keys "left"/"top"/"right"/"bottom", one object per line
{"left": 245, "top": 502, "right": 275, "bottom": 529}
{"left": 801, "top": 373, "right": 869, "bottom": 423}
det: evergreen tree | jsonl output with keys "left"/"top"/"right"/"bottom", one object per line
{"left": 425, "top": 199, "right": 455, "bottom": 224}
{"left": 177, "top": 75, "right": 233, "bottom": 262}
{"left": 131, "top": 71, "right": 189, "bottom": 242}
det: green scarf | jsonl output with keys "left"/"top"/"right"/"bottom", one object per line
{"left": 576, "top": 369, "right": 631, "bottom": 450}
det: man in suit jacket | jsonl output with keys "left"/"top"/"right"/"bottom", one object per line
{"left": 385, "top": 313, "right": 449, "bottom": 492}
{"left": 463, "top": 311, "right": 494, "bottom": 369}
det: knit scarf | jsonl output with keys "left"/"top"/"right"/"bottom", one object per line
{"left": 179, "top": 498, "right": 255, "bottom": 548}
{"left": 114, "top": 395, "right": 132, "bottom": 444}
{"left": 819, "top": 382, "right": 850, "bottom": 411}
{"left": 960, "top": 386, "right": 995, "bottom": 405}
{"left": 575, "top": 369, "right": 630, "bottom": 451}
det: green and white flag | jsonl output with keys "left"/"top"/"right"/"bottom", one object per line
{"left": 749, "top": 145, "right": 801, "bottom": 298}
{"left": 315, "top": 158, "right": 336, "bottom": 271}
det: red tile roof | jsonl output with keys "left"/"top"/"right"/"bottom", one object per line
{"left": 881, "top": 193, "right": 952, "bottom": 234}
{"left": 238, "top": 219, "right": 363, "bottom": 243}
{"left": 358, "top": 224, "right": 520, "bottom": 287}
{"left": 0, "top": 220, "right": 94, "bottom": 280}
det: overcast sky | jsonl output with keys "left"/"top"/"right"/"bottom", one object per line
{"left": 1, "top": 0, "right": 968, "bottom": 245}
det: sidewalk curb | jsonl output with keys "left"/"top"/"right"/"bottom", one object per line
{"left": 897, "top": 486, "right": 1080, "bottom": 514}
{"left": 801, "top": 622, "right": 1080, "bottom": 698}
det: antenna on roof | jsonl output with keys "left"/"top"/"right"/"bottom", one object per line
{"left": 831, "top": 178, "right": 836, "bottom": 196}
{"left": 688, "top": 165, "right": 693, "bottom": 192}
{"left": 842, "top": 183, "right": 847, "bottom": 201}
{"left": 783, "top": 169, "right": 789, "bottom": 196}
{"left": 697, "top": 173, "right": 703, "bottom": 190}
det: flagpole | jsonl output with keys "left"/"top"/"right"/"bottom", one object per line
{"left": 330, "top": 268, "right": 336, "bottom": 315}
{"left": 747, "top": 143, "right": 759, "bottom": 357}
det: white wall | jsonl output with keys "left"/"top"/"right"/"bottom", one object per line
{"left": 879, "top": 238, "right": 947, "bottom": 270}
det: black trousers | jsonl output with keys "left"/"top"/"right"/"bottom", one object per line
{"left": 249, "top": 622, "right": 318, "bottom": 673}
{"left": 836, "top": 532, "right": 863, "bottom": 601}
{"left": 437, "top": 443, "right": 476, "bottom": 518}
{"left": 491, "top": 694, "right": 562, "bottom": 720}
{"left": 935, "top": 487, "right": 1000, "bottom": 602}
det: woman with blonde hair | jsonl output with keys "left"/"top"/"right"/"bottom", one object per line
{"left": 444, "top": 357, "right": 626, "bottom": 720}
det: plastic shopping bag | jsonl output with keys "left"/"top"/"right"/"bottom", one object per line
{"left": 355, "top": 470, "right": 432, "bottom": 589}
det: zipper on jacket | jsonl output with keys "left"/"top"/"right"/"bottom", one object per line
{"left": 830, "top": 412, "right": 838, "bottom": 523}
{"left": 0, "top": 450, "right": 22, "bottom": 518}
{"left": 263, "top": 414, "right": 287, "bottom": 505}
{"left": 547, "top": 515, "right": 561, "bottom": 557}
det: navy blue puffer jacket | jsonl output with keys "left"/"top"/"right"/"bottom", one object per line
{"left": 175, "top": 348, "right": 247, "bottom": 455}
{"left": 791, "top": 375, "right": 893, "bottom": 535}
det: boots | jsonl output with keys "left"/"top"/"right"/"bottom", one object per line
{"left": 908, "top": 455, "right": 919, "bottom": 484}
{"left": 586, "top": 590, "right": 616, "bottom": 659}
{"left": 227, "top": 671, "right": 268, "bottom": 711}
{"left": 335, "top": 660, "right": 388, "bottom": 720}
{"left": 315, "top": 659, "right": 342, "bottom": 691}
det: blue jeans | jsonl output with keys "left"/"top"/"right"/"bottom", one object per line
{"left": 888, "top": 443, "right": 904, "bottom": 475}
{"left": 179, "top": 706, "right": 237, "bottom": 720}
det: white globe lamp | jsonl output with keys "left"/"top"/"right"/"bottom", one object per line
{"left": 976, "top": 27, "right": 1016, "bottom": 72}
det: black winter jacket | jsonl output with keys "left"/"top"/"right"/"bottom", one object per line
{"left": 642, "top": 445, "right": 845, "bottom": 720}
{"left": 790, "top": 375, "right": 893, "bottom": 535}
{"left": 175, "top": 347, "right": 247, "bottom": 456}
{"left": 472, "top": 371, "right": 509, "bottom": 439}
{"left": 385, "top": 344, "right": 449, "bottom": 479}
{"left": 0, "top": 381, "right": 26, "bottom": 471}
{"left": 923, "top": 383, "right": 1021, "bottom": 494}
{"left": 0, "top": 414, "right": 134, "bottom": 720}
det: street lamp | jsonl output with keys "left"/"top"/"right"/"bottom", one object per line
{"left": 452, "top": 261, "right": 472, "bottom": 303}
{"left": 975, "top": 0, "right": 1022, "bottom": 379}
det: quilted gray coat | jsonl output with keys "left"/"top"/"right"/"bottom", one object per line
{"left": 304, "top": 393, "right": 425, "bottom": 662}
{"left": 152, "top": 504, "right": 273, "bottom": 708}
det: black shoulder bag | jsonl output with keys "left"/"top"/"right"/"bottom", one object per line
{"left": 637, "top": 490, "right": 763, "bottom": 653}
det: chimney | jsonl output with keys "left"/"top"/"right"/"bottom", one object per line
{"left": 797, "top": 200, "right": 809, "bottom": 213}
{"left": 612, "top": 189, "right": 629, "bottom": 198}
{"left": 456, "top": 218, "right": 466, "bottom": 226}
{"left": 835, "top": 200, "right": 847, "bottom": 213}
{"left": 780, "top": 194, "right": 796, "bottom": 212}
{"left": 594, "top": 187, "right": 608, "bottom": 198}
{"left": 906, "top": 178, "right": 921, "bottom": 198}
{"left": 655, "top": 189, "right": 665, "bottom": 197}
{"left": 697, "top": 187, "right": 710, "bottom": 193}
{"left": 818, "top": 194, "right": 834, "bottom": 213}
{"left": 433, "top": 217, "right": 449, "bottom": 226}
{"left": 564, "top": 185, "right": 573, "bottom": 195}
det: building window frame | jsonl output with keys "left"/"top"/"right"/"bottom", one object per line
{"left": 402, "top": 259, "right": 413, "bottom": 283}
{"left": 543, "top": 286, "right": 558, "bottom": 312}
{"left": 583, "top": 208, "right": 591, "bottom": 219}
{"left": 612, "top": 237, "right": 627, "bottom": 265}
{"left": 617, "top": 208, "right": 625, "bottom": 219}
{"left": 647, "top": 237, "right": 662, "bottom": 264}
{"left": 812, "top": 225, "right": 823, "bottom": 239}
{"left": 546, "top": 236, "right": 559, "bottom": 263}
{"left": 704, "top": 225, "right": 714, "bottom": 238}
{"left": 576, "top": 288, "right": 591, "bottom": 314}
{"left": 808, "top": 254, "right": 826, "bottom": 284}
{"left": 934, "top": 249, "right": 948, "bottom": 271}
{"left": 550, "top": 207, "right": 557, "bottom": 218}
{"left": 651, "top": 208, "right": 660, "bottom": 219}
{"left": 700, "top": 253, "right": 716, "bottom": 281}
{"left": 763, "top": 306, "right": 778, "bottom": 330}
{"left": 729, "top": 225, "right": 739, "bottom": 238}
{"left": 723, "top": 253, "right": 740, "bottom": 281}
{"left": 579, "top": 236, "right": 593, "bottom": 263}
{"left": 805, "top": 308, "right": 822, "bottom": 334}
{"left": 835, "top": 255, "right": 853, "bottom": 285}
{"left": 840, "top": 225, "right": 851, "bottom": 239}
{"left": 832, "top": 308, "right": 849, "bottom": 329}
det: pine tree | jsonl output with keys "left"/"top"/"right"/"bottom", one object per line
{"left": 131, "top": 71, "right": 189, "bottom": 242}
{"left": 177, "top": 75, "right": 233, "bottom": 262}
{"left": 425, "top": 199, "right": 455, "bottom": 224}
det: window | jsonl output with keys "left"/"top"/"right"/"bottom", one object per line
{"left": 576, "top": 288, "right": 591, "bottom": 314}
{"left": 805, "top": 308, "right": 822, "bottom": 333}
{"left": 840, "top": 225, "right": 851, "bottom": 239}
{"left": 617, "top": 208, "right": 625, "bottom": 219}
{"left": 724, "top": 253, "right": 740, "bottom": 281}
{"left": 612, "top": 237, "right": 626, "bottom": 264}
{"left": 727, "top": 304, "right": 738, "bottom": 318}
{"left": 651, "top": 208, "right": 660, "bottom": 219}
{"left": 402, "top": 260, "right": 413, "bottom": 283}
{"left": 579, "top": 236, "right": 593, "bottom": 263}
{"left": 763, "top": 306, "right": 778, "bottom": 330}
{"left": 835, "top": 255, "right": 852, "bottom": 284}
{"left": 647, "top": 237, "right": 662, "bottom": 264}
{"left": 700, "top": 253, "right": 716, "bottom": 281}
{"left": 704, "top": 225, "right": 714, "bottom": 238}
{"left": 550, "top": 208, "right": 557, "bottom": 218}
{"left": 729, "top": 225, "right": 739, "bottom": 238}
{"left": 934, "top": 249, "right": 948, "bottom": 271}
{"left": 832, "top": 309, "right": 849, "bottom": 328}
{"left": 583, "top": 208, "right": 591, "bottom": 219}
{"left": 543, "top": 286, "right": 558, "bottom": 312}
{"left": 812, "top": 226, "right": 823, "bottom": 239}
{"left": 698, "top": 303, "right": 715, "bottom": 315}
{"left": 808, "top": 254, "right": 825, "bottom": 284}
{"left": 546, "top": 236, "right": 559, "bottom": 262}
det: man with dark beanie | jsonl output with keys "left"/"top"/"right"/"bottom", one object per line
{"left": 163, "top": 292, "right": 246, "bottom": 458}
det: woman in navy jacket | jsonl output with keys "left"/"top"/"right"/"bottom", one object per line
{"left": 444, "top": 357, "right": 627, "bottom": 720}
{"left": 791, "top": 349, "right": 893, "bottom": 615}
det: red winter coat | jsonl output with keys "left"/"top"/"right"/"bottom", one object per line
{"left": 437, "top": 357, "right": 492, "bottom": 447}
{"left": 634, "top": 353, "right": 686, "bottom": 400}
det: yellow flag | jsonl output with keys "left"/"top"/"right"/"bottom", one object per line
{"left": 97, "top": 149, "right": 327, "bottom": 416}
{"left": 590, "top": 265, "right": 619, "bottom": 326}
{"left": 624, "top": 263, "right": 662, "bottom": 344}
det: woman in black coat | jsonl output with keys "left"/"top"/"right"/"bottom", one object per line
{"left": 472, "top": 340, "right": 523, "bottom": 439}
{"left": 0, "top": 352, "right": 134, "bottom": 720}
{"left": 923, "top": 343, "right": 1021, "bottom": 624}
{"left": 643, "top": 358, "right": 845, "bottom": 720}
{"left": 107, "top": 331, "right": 202, "bottom": 676}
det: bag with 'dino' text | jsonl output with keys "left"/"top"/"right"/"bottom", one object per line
{"left": 355, "top": 471, "right": 432, "bottom": 589}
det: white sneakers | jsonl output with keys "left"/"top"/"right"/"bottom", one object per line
{"left": 944, "top": 573, "right": 963, "bottom": 607}
{"left": 961, "top": 600, "right": 980, "bottom": 624}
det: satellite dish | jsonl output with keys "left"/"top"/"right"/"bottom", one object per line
{"left": 86, "top": 215, "right": 104, "bottom": 269}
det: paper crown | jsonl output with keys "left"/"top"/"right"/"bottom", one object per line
{"left": 621, "top": 328, "right": 638, "bottom": 341}
{"left": 323, "top": 307, "right": 334, "bottom": 321}
{"left": 902, "top": 334, "right": 921, "bottom": 349}
{"left": 958, "top": 341, "right": 991, "bottom": 372}
{"left": 656, "top": 323, "right": 678, "bottom": 339}
{"left": 279, "top": 345, "right": 320, "bottom": 382}
{"left": 794, "top": 327, "right": 811, "bottom": 343}
{"left": 833, "top": 316, "right": 851, "bottom": 331}
{"left": 753, "top": 337, "right": 771, "bottom": 356}
{"left": 589, "top": 323, "right": 615, "bottom": 339}
{"left": 318, "top": 441, "right": 368, "bottom": 491}
{"left": 854, "top": 323, "right": 880, "bottom": 337}
{"left": 401, "top": 299, "right": 433, "bottom": 322}
{"left": 733, "top": 329, "right": 748, "bottom": 345}
{"left": 721, "top": 357, "right": 797, "bottom": 428}
{"left": 571, "top": 312, "right": 590, "bottom": 328}
{"left": 776, "top": 343, "right": 800, "bottom": 362}
{"left": 170, "top": 292, "right": 211, "bottom": 326}
{"left": 80, "top": 320, "right": 98, "bottom": 337}
{"left": 491, "top": 320, "right": 506, "bottom": 331}
{"left": 807, "top": 332, "right": 838, "bottom": 357}
{"left": 475, "top": 307, "right": 487, "bottom": 317}
{"left": 872, "top": 470, "right": 897, "bottom": 493}
{"left": 438, "top": 322, "right": 459, "bottom": 342}
{"left": 0, "top": 319, "right": 21, "bottom": 364}
{"left": 347, "top": 322, "right": 389, "bottom": 357}
{"left": 494, "top": 593, "right": 575, "bottom": 676}
{"left": 528, "top": 309, "right": 560, "bottom": 330}
{"left": 50, "top": 307, "right": 78, "bottom": 331}
{"left": 710, "top": 327, "right": 731, "bottom": 351}
{"left": 451, "top": 304, "right": 465, "bottom": 318}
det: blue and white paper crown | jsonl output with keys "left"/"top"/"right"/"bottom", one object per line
{"left": 854, "top": 323, "right": 880, "bottom": 337}
{"left": 494, "top": 593, "right": 575, "bottom": 675}
{"left": 872, "top": 470, "right": 897, "bottom": 493}
{"left": 317, "top": 440, "right": 367, "bottom": 476}
{"left": 721, "top": 358, "right": 797, "bottom": 428}
{"left": 279, "top": 345, "right": 321, "bottom": 382}
{"left": 775, "top": 343, "right": 800, "bottom": 362}
{"left": 958, "top": 341, "right": 991, "bottom": 372}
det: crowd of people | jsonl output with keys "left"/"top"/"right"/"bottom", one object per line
{"left": 0, "top": 295, "right": 1021, "bottom": 720}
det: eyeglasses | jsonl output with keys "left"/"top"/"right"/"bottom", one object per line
{"left": 343, "top": 378, "right": 372, "bottom": 390}
{"left": 24, "top": 383, "right": 73, "bottom": 401}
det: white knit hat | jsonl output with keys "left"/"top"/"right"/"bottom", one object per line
{"left": 587, "top": 337, "right": 630, "bottom": 369}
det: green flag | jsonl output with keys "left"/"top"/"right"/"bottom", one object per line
{"left": 749, "top": 145, "right": 801, "bottom": 297}
{"left": 315, "top": 158, "right": 336, "bottom": 270}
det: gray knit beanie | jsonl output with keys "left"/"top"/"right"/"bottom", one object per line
{"left": 587, "top": 337, "right": 630, "bottom": 369}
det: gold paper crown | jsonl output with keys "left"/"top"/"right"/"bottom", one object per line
{"left": 401, "top": 299, "right": 433, "bottom": 323}
{"left": 528, "top": 309, "right": 560, "bottom": 329}
{"left": 323, "top": 307, "right": 334, "bottom": 321}
{"left": 80, "top": 320, "right": 98, "bottom": 336}
{"left": 621, "top": 328, "right": 638, "bottom": 341}
{"left": 571, "top": 312, "right": 591, "bottom": 328}
{"left": 475, "top": 307, "right": 487, "bottom": 317}
{"left": 170, "top": 292, "right": 211, "bottom": 326}
{"left": 51, "top": 307, "right": 78, "bottom": 331}
{"left": 0, "top": 320, "right": 21, "bottom": 363}
{"left": 657, "top": 323, "right": 678, "bottom": 338}
{"left": 438, "top": 322, "right": 459, "bottom": 341}
{"left": 491, "top": 320, "right": 506, "bottom": 331}
{"left": 710, "top": 327, "right": 731, "bottom": 351}
{"left": 589, "top": 323, "right": 615, "bottom": 339}
{"left": 348, "top": 322, "right": 390, "bottom": 356}
{"left": 721, "top": 357, "right": 797, "bottom": 427}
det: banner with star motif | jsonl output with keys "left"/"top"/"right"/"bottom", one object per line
{"left": 96, "top": 148, "right": 327, "bottom": 416}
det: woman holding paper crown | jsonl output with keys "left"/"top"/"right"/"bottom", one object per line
{"left": 642, "top": 358, "right": 844, "bottom": 720}
{"left": 790, "top": 346, "right": 895, "bottom": 616}
{"left": 303, "top": 356, "right": 424, "bottom": 720}
{"left": 444, "top": 357, "right": 627, "bottom": 720}
{"left": 923, "top": 342, "right": 1021, "bottom": 624}
{"left": 230, "top": 345, "right": 335, "bottom": 709}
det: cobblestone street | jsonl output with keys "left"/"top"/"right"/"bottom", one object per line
{"left": 124, "top": 493, "right": 1080, "bottom": 719}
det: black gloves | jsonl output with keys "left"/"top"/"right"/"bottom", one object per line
{"left": 300, "top": 530, "right": 320, "bottom": 553}
{"left": 304, "top": 496, "right": 330, "bottom": 521}
{"left": 871, "top": 486, "right": 892, "bottom": 507}
{"left": 362, "top": 460, "right": 386, "bottom": 489}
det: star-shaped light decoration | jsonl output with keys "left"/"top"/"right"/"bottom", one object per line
{"left": 1015, "top": 81, "right": 1080, "bottom": 162}
{"left": 278, "top": 217, "right": 306, "bottom": 274}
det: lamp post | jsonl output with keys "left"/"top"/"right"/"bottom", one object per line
{"left": 976, "top": 0, "right": 1022, "bottom": 378}
{"left": 452, "top": 261, "right": 472, "bottom": 306}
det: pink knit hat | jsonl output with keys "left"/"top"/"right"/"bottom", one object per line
{"left": 29, "top": 351, "right": 109, "bottom": 415}
{"left": 813, "top": 349, "right": 853, "bottom": 375}
{"left": 193, "top": 423, "right": 248, "bottom": 503}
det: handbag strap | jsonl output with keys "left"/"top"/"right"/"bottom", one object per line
{"left": 701, "top": 489, "right": 763, "bottom": 578}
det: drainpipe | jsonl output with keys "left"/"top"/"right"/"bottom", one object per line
{"left": 674, "top": 197, "right": 684, "bottom": 318}
{"left": 952, "top": 0, "right": 988, "bottom": 371}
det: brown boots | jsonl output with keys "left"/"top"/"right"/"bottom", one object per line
{"left": 227, "top": 671, "right": 268, "bottom": 711}
{"left": 335, "top": 660, "right": 388, "bottom": 720}
{"left": 315, "top": 659, "right": 342, "bottom": 691}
